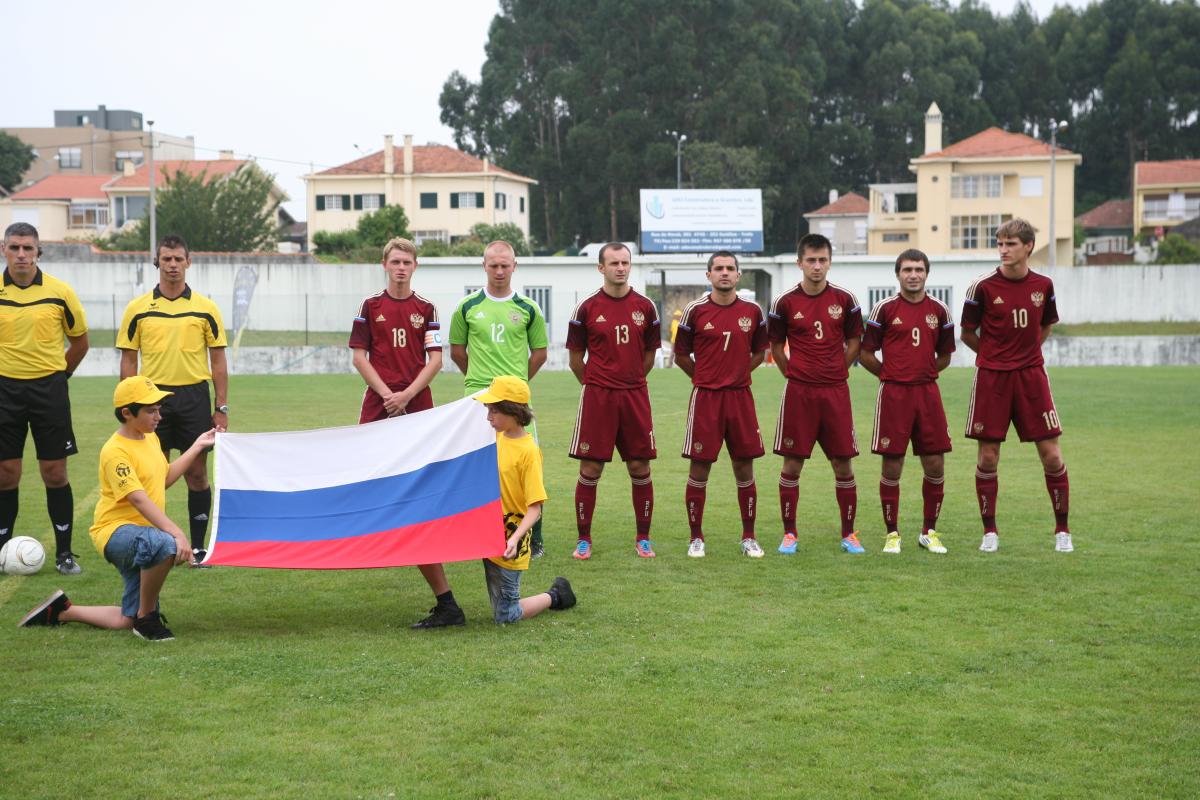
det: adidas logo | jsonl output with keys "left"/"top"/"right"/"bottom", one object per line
{"left": 793, "top": 311, "right": 804, "bottom": 319}
{"left": 703, "top": 322, "right": 714, "bottom": 330}
{"left": 892, "top": 317, "right": 903, "bottom": 325}
{"left": 475, "top": 311, "right": 486, "bottom": 318}
{"left": 375, "top": 314, "right": 386, "bottom": 322}
{"left": 993, "top": 296, "right": 1004, "bottom": 304}
{"left": 596, "top": 314, "right": 607, "bottom": 322}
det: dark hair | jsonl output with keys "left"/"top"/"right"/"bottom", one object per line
{"left": 488, "top": 400, "right": 534, "bottom": 427}
{"left": 4, "top": 222, "right": 42, "bottom": 257}
{"left": 894, "top": 248, "right": 930, "bottom": 275}
{"left": 706, "top": 250, "right": 740, "bottom": 271}
{"left": 155, "top": 234, "right": 190, "bottom": 265}
{"left": 797, "top": 233, "right": 832, "bottom": 258}
{"left": 115, "top": 402, "right": 148, "bottom": 423}
{"left": 598, "top": 242, "right": 630, "bottom": 264}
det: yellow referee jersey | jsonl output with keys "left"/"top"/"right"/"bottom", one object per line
{"left": 117, "top": 286, "right": 228, "bottom": 386}
{"left": 0, "top": 268, "right": 88, "bottom": 380}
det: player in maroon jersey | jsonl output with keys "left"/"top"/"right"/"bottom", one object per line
{"left": 859, "top": 249, "right": 955, "bottom": 555}
{"left": 675, "top": 251, "right": 769, "bottom": 558}
{"left": 768, "top": 233, "right": 865, "bottom": 554}
{"left": 566, "top": 242, "right": 661, "bottom": 559}
{"left": 961, "top": 218, "right": 1072, "bottom": 553}
{"left": 349, "top": 237, "right": 462, "bottom": 628}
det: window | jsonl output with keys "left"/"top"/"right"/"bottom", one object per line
{"left": 113, "top": 195, "right": 148, "bottom": 227}
{"left": 316, "top": 194, "right": 349, "bottom": 211}
{"left": 819, "top": 221, "right": 835, "bottom": 239}
{"left": 519, "top": 196, "right": 525, "bottom": 213}
{"left": 854, "top": 220, "right": 867, "bottom": 244}
{"left": 882, "top": 232, "right": 910, "bottom": 243}
{"left": 927, "top": 286, "right": 953, "bottom": 308}
{"left": 420, "top": 192, "right": 437, "bottom": 209}
{"left": 68, "top": 203, "right": 109, "bottom": 228}
{"left": 450, "top": 192, "right": 485, "bottom": 209}
{"left": 114, "top": 151, "right": 144, "bottom": 170}
{"left": 75, "top": 114, "right": 90, "bottom": 126}
{"left": 58, "top": 148, "right": 81, "bottom": 169}
{"left": 413, "top": 230, "right": 448, "bottom": 245}
{"left": 951, "top": 214, "right": 1009, "bottom": 250}
{"left": 356, "top": 193, "right": 383, "bottom": 211}
{"left": 1142, "top": 194, "right": 1168, "bottom": 220}
{"left": 867, "top": 287, "right": 894, "bottom": 311}
{"left": 523, "top": 286, "right": 551, "bottom": 329}
{"left": 1019, "top": 176, "right": 1043, "bottom": 197}
{"left": 495, "top": 193, "right": 507, "bottom": 210}
{"left": 1186, "top": 193, "right": 1200, "bottom": 219}
{"left": 951, "top": 174, "right": 1001, "bottom": 198}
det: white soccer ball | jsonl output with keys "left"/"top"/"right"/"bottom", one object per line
{"left": 0, "top": 536, "right": 46, "bottom": 576}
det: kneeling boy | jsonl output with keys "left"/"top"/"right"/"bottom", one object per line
{"left": 475, "top": 376, "right": 575, "bottom": 623}
{"left": 19, "top": 376, "right": 216, "bottom": 640}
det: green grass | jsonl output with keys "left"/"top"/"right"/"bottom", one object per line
{"left": 2, "top": 367, "right": 1198, "bottom": 798}
{"left": 1053, "top": 321, "right": 1200, "bottom": 336}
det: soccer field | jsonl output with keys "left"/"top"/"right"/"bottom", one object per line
{"left": 2, "top": 367, "right": 1198, "bottom": 799}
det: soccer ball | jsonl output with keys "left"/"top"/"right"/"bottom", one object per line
{"left": 0, "top": 536, "right": 46, "bottom": 576}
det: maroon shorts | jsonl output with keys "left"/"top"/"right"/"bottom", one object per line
{"left": 773, "top": 381, "right": 858, "bottom": 460}
{"left": 681, "top": 387, "right": 765, "bottom": 462}
{"left": 569, "top": 384, "right": 656, "bottom": 462}
{"left": 966, "top": 366, "right": 1063, "bottom": 442}
{"left": 871, "top": 382, "right": 952, "bottom": 456}
{"left": 358, "top": 386, "right": 434, "bottom": 424}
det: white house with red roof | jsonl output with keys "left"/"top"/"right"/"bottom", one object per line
{"left": 1133, "top": 159, "right": 1200, "bottom": 237}
{"left": 302, "top": 135, "right": 537, "bottom": 251}
{"left": 803, "top": 191, "right": 869, "bottom": 255}
{"left": 869, "top": 102, "right": 1081, "bottom": 266}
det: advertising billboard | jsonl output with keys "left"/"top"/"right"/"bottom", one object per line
{"left": 639, "top": 189, "right": 764, "bottom": 253}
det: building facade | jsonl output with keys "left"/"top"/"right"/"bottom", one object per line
{"left": 1133, "top": 160, "right": 1200, "bottom": 237}
{"left": 802, "top": 191, "right": 868, "bottom": 255}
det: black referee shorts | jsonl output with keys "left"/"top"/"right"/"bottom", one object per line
{"left": 0, "top": 372, "right": 79, "bottom": 461}
{"left": 157, "top": 382, "right": 213, "bottom": 453}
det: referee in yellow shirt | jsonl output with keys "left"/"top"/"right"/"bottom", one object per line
{"left": 117, "top": 235, "right": 228, "bottom": 563}
{"left": 0, "top": 222, "right": 90, "bottom": 574}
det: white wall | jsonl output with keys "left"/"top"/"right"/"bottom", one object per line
{"left": 41, "top": 256, "right": 1200, "bottom": 344}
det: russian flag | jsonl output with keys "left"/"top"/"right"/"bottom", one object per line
{"left": 206, "top": 396, "right": 505, "bottom": 569}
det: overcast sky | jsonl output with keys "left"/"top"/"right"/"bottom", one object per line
{"left": 6, "top": 0, "right": 1088, "bottom": 218}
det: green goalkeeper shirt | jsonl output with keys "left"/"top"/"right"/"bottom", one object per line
{"left": 449, "top": 289, "right": 549, "bottom": 392}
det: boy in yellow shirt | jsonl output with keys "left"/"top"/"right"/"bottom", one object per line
{"left": 19, "top": 376, "right": 216, "bottom": 641}
{"left": 474, "top": 376, "right": 575, "bottom": 623}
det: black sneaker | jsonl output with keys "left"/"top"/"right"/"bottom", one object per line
{"left": 531, "top": 539, "right": 545, "bottom": 559}
{"left": 550, "top": 576, "right": 576, "bottom": 610}
{"left": 190, "top": 548, "right": 211, "bottom": 569}
{"left": 19, "top": 590, "right": 71, "bottom": 627}
{"left": 55, "top": 552, "right": 82, "bottom": 576}
{"left": 410, "top": 603, "right": 466, "bottom": 629}
{"left": 132, "top": 610, "right": 175, "bottom": 641}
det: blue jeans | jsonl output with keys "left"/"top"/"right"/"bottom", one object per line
{"left": 482, "top": 560, "right": 524, "bottom": 624}
{"left": 103, "top": 524, "right": 178, "bottom": 617}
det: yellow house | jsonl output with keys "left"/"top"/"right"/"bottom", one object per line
{"left": 0, "top": 174, "right": 113, "bottom": 240}
{"left": 1133, "top": 160, "right": 1200, "bottom": 237}
{"left": 303, "top": 135, "right": 537, "bottom": 251}
{"left": 869, "top": 103, "right": 1080, "bottom": 266}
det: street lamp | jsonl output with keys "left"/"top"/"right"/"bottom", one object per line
{"left": 668, "top": 130, "right": 687, "bottom": 189}
{"left": 148, "top": 119, "right": 157, "bottom": 256}
{"left": 1047, "top": 118, "right": 1068, "bottom": 268}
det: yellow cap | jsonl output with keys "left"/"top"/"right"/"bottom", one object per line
{"left": 474, "top": 375, "right": 531, "bottom": 405}
{"left": 113, "top": 375, "right": 173, "bottom": 408}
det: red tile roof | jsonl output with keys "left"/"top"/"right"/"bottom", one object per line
{"left": 317, "top": 145, "right": 532, "bottom": 181}
{"left": 916, "top": 127, "right": 1075, "bottom": 160}
{"left": 10, "top": 174, "right": 113, "bottom": 201}
{"left": 1076, "top": 198, "right": 1132, "bottom": 229}
{"left": 105, "top": 159, "right": 247, "bottom": 189}
{"left": 1136, "top": 159, "right": 1200, "bottom": 187}
{"left": 804, "top": 191, "right": 868, "bottom": 217}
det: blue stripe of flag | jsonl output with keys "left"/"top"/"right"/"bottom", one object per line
{"left": 217, "top": 445, "right": 498, "bottom": 542}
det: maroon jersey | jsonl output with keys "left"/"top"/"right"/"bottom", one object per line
{"left": 863, "top": 294, "right": 955, "bottom": 384}
{"left": 768, "top": 282, "right": 863, "bottom": 385}
{"left": 675, "top": 294, "right": 768, "bottom": 389}
{"left": 961, "top": 268, "right": 1058, "bottom": 370}
{"left": 566, "top": 289, "right": 660, "bottom": 389}
{"left": 348, "top": 291, "right": 441, "bottom": 387}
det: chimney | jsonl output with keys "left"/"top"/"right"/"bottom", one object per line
{"left": 924, "top": 102, "right": 943, "bottom": 155}
{"left": 123, "top": 160, "right": 135, "bottom": 177}
{"left": 483, "top": 157, "right": 490, "bottom": 174}
{"left": 403, "top": 134, "right": 414, "bottom": 174}
{"left": 383, "top": 135, "right": 394, "bottom": 174}
{"left": 828, "top": 189, "right": 839, "bottom": 204}
{"left": 218, "top": 149, "right": 235, "bottom": 160}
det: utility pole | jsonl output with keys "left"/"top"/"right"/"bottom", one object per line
{"left": 148, "top": 119, "right": 157, "bottom": 253}
{"left": 1048, "top": 119, "right": 1067, "bottom": 268}
{"left": 668, "top": 130, "right": 687, "bottom": 189}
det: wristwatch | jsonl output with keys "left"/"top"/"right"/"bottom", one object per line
{"left": 215, "top": 404, "right": 230, "bottom": 414}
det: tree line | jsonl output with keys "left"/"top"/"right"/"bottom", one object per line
{"left": 439, "top": 0, "right": 1200, "bottom": 252}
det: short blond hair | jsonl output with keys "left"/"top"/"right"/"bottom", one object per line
{"left": 995, "top": 218, "right": 1036, "bottom": 245}
{"left": 382, "top": 237, "right": 417, "bottom": 263}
